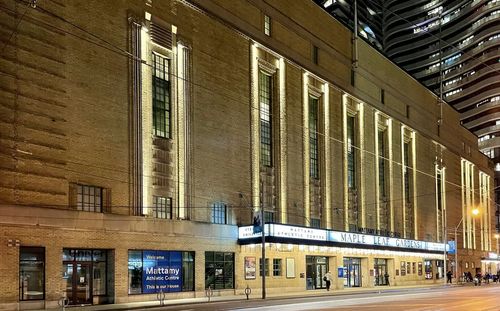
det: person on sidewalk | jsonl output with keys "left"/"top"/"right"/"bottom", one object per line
{"left": 384, "top": 272, "right": 390, "bottom": 286}
{"left": 323, "top": 271, "right": 333, "bottom": 291}
{"left": 446, "top": 270, "right": 453, "bottom": 284}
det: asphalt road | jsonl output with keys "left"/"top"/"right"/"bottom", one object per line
{"left": 140, "top": 285, "right": 500, "bottom": 311}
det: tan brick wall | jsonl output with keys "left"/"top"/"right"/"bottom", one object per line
{"left": 0, "top": 0, "right": 495, "bottom": 307}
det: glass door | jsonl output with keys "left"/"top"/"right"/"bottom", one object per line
{"left": 315, "top": 258, "right": 327, "bottom": 289}
{"left": 374, "top": 259, "right": 388, "bottom": 286}
{"left": 306, "top": 256, "right": 328, "bottom": 290}
{"left": 344, "top": 257, "right": 362, "bottom": 287}
{"left": 75, "top": 263, "right": 92, "bottom": 304}
{"left": 63, "top": 263, "right": 73, "bottom": 303}
{"left": 63, "top": 263, "right": 92, "bottom": 305}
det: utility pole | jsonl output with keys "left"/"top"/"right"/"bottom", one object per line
{"left": 261, "top": 207, "right": 266, "bottom": 299}
{"left": 352, "top": 0, "right": 359, "bottom": 71}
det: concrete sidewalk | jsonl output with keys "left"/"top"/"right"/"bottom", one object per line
{"left": 50, "top": 283, "right": 462, "bottom": 311}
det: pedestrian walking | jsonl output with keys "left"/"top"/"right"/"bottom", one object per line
{"left": 384, "top": 272, "right": 390, "bottom": 286}
{"left": 323, "top": 271, "right": 333, "bottom": 291}
{"left": 446, "top": 270, "right": 453, "bottom": 284}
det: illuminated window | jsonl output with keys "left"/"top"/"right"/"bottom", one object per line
{"left": 309, "top": 96, "right": 320, "bottom": 179}
{"left": 152, "top": 196, "right": 172, "bottom": 219}
{"left": 77, "top": 184, "right": 103, "bottom": 213}
{"left": 273, "top": 258, "right": 282, "bottom": 276}
{"left": 264, "top": 15, "right": 271, "bottom": 36}
{"left": 347, "top": 115, "right": 357, "bottom": 189}
{"left": 378, "top": 130, "right": 387, "bottom": 198}
{"left": 152, "top": 53, "right": 171, "bottom": 138}
{"left": 259, "top": 71, "right": 273, "bottom": 167}
{"left": 212, "top": 202, "right": 227, "bottom": 224}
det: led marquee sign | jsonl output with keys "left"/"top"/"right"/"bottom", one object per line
{"left": 238, "top": 224, "right": 446, "bottom": 252}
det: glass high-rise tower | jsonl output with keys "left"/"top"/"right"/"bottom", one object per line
{"left": 315, "top": 0, "right": 500, "bottom": 230}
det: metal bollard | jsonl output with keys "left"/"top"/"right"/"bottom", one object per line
{"left": 205, "top": 285, "right": 214, "bottom": 302}
{"left": 57, "top": 296, "right": 69, "bottom": 311}
{"left": 244, "top": 285, "right": 252, "bottom": 300}
{"left": 156, "top": 289, "right": 166, "bottom": 306}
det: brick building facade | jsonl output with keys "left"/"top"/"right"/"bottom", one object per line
{"left": 0, "top": 0, "right": 496, "bottom": 309}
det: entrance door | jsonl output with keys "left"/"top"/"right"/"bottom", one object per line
{"left": 315, "top": 257, "right": 327, "bottom": 289}
{"left": 64, "top": 263, "right": 92, "bottom": 305}
{"left": 344, "top": 258, "right": 361, "bottom": 287}
{"left": 374, "top": 259, "right": 388, "bottom": 286}
{"left": 306, "top": 256, "right": 328, "bottom": 289}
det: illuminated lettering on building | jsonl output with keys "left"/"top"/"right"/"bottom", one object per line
{"left": 238, "top": 224, "right": 446, "bottom": 252}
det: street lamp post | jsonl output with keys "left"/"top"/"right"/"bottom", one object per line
{"left": 495, "top": 234, "right": 499, "bottom": 273}
{"left": 454, "top": 208, "right": 479, "bottom": 284}
{"left": 495, "top": 234, "right": 499, "bottom": 255}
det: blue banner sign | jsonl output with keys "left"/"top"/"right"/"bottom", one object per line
{"left": 142, "top": 251, "right": 182, "bottom": 293}
{"left": 447, "top": 241, "right": 456, "bottom": 254}
{"left": 338, "top": 267, "right": 344, "bottom": 278}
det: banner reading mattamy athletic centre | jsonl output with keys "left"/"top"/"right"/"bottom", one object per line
{"left": 142, "top": 251, "right": 182, "bottom": 293}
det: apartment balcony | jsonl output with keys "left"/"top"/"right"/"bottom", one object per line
{"left": 386, "top": 4, "right": 499, "bottom": 58}
{"left": 406, "top": 34, "right": 500, "bottom": 75}
{"left": 446, "top": 75, "right": 500, "bottom": 104}
{"left": 442, "top": 62, "right": 500, "bottom": 93}
{"left": 475, "top": 124, "right": 500, "bottom": 137}
{"left": 478, "top": 136, "right": 500, "bottom": 150}
{"left": 461, "top": 99, "right": 500, "bottom": 121}
{"left": 462, "top": 111, "right": 500, "bottom": 130}
{"left": 455, "top": 87, "right": 500, "bottom": 111}
{"left": 385, "top": 0, "right": 471, "bottom": 37}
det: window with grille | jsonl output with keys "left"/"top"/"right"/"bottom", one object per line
{"left": 312, "top": 45, "right": 319, "bottom": 64}
{"left": 212, "top": 202, "right": 227, "bottom": 224}
{"left": 378, "top": 130, "right": 386, "bottom": 197}
{"left": 264, "top": 15, "right": 271, "bottom": 36}
{"left": 347, "top": 115, "right": 356, "bottom": 189}
{"left": 311, "top": 218, "right": 321, "bottom": 228}
{"left": 264, "top": 211, "right": 275, "bottom": 223}
{"left": 404, "top": 142, "right": 412, "bottom": 203}
{"left": 205, "top": 252, "right": 234, "bottom": 289}
{"left": 77, "top": 185, "right": 102, "bottom": 212}
{"left": 152, "top": 196, "right": 172, "bottom": 219}
{"left": 152, "top": 53, "right": 171, "bottom": 138}
{"left": 273, "top": 258, "right": 282, "bottom": 276}
{"left": 259, "top": 71, "right": 273, "bottom": 167}
{"left": 309, "top": 96, "right": 319, "bottom": 179}
{"left": 259, "top": 258, "right": 269, "bottom": 276}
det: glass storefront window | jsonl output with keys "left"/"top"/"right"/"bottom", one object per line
{"left": 75, "top": 250, "right": 92, "bottom": 261}
{"left": 93, "top": 261, "right": 106, "bottom": 295}
{"left": 63, "top": 249, "right": 74, "bottom": 261}
{"left": 182, "top": 252, "right": 195, "bottom": 291}
{"left": 128, "top": 251, "right": 143, "bottom": 294}
{"left": 20, "top": 247, "right": 45, "bottom": 301}
{"left": 128, "top": 250, "right": 194, "bottom": 294}
{"left": 400, "top": 261, "right": 406, "bottom": 276}
{"left": 205, "top": 252, "right": 234, "bottom": 290}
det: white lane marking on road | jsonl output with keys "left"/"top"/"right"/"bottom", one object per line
{"left": 229, "top": 291, "right": 444, "bottom": 311}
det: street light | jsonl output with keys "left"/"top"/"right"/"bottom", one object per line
{"left": 495, "top": 234, "right": 500, "bottom": 274}
{"left": 454, "top": 208, "right": 479, "bottom": 284}
{"left": 495, "top": 233, "right": 499, "bottom": 255}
